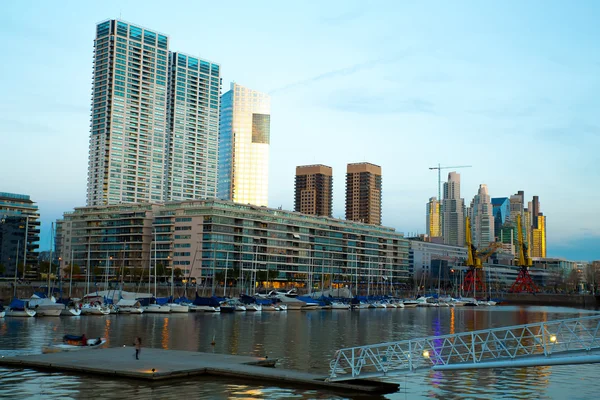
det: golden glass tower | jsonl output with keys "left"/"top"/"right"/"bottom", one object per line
{"left": 531, "top": 214, "right": 546, "bottom": 257}
{"left": 426, "top": 197, "right": 441, "bottom": 237}
{"left": 218, "top": 83, "right": 271, "bottom": 206}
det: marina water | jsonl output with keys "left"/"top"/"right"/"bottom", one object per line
{"left": 1, "top": 305, "right": 598, "bottom": 399}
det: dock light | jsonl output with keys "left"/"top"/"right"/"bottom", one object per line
{"left": 550, "top": 335, "right": 557, "bottom": 343}
{"left": 422, "top": 350, "right": 430, "bottom": 359}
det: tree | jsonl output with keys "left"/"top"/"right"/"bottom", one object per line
{"left": 268, "top": 269, "right": 279, "bottom": 281}
{"left": 93, "top": 267, "right": 103, "bottom": 280}
{"left": 566, "top": 269, "right": 580, "bottom": 292}
{"left": 72, "top": 264, "right": 81, "bottom": 276}
{"left": 174, "top": 268, "right": 183, "bottom": 279}
{"left": 256, "top": 270, "right": 268, "bottom": 283}
{"left": 155, "top": 263, "right": 165, "bottom": 281}
{"left": 0, "top": 263, "right": 5, "bottom": 276}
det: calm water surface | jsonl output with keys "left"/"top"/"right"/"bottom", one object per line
{"left": 1, "top": 306, "right": 599, "bottom": 399}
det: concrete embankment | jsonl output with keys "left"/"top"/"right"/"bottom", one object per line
{"left": 502, "top": 293, "right": 600, "bottom": 309}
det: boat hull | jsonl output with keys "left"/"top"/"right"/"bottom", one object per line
{"left": 192, "top": 305, "right": 220, "bottom": 312}
{"left": 119, "top": 307, "right": 144, "bottom": 314}
{"left": 6, "top": 309, "right": 36, "bottom": 317}
{"left": 81, "top": 305, "right": 111, "bottom": 315}
{"left": 169, "top": 304, "right": 189, "bottom": 313}
{"left": 42, "top": 338, "right": 107, "bottom": 354}
{"left": 35, "top": 308, "right": 63, "bottom": 317}
{"left": 0, "top": 311, "right": 5, "bottom": 318}
{"left": 61, "top": 308, "right": 82, "bottom": 316}
{"left": 144, "top": 305, "right": 171, "bottom": 313}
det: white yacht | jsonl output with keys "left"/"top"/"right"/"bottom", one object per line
{"left": 29, "top": 295, "right": 64, "bottom": 317}
{"left": 116, "top": 299, "right": 144, "bottom": 314}
{"left": 81, "top": 303, "right": 111, "bottom": 315}
{"left": 272, "top": 294, "right": 307, "bottom": 310}
{"left": 5, "top": 299, "right": 36, "bottom": 317}
{"left": 168, "top": 303, "right": 190, "bottom": 313}
{"left": 330, "top": 302, "right": 350, "bottom": 310}
{"left": 61, "top": 306, "right": 82, "bottom": 316}
{"left": 144, "top": 303, "right": 171, "bottom": 313}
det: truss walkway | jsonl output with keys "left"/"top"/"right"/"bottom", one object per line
{"left": 328, "top": 314, "right": 600, "bottom": 381}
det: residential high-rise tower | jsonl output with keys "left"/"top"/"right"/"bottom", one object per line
{"left": 294, "top": 164, "right": 333, "bottom": 217}
{"left": 345, "top": 162, "right": 382, "bottom": 225}
{"left": 87, "top": 20, "right": 170, "bottom": 206}
{"left": 165, "top": 52, "right": 221, "bottom": 200}
{"left": 87, "top": 20, "right": 222, "bottom": 206}
{"left": 442, "top": 172, "right": 465, "bottom": 246}
{"left": 218, "top": 83, "right": 271, "bottom": 206}
{"left": 469, "top": 184, "right": 495, "bottom": 248}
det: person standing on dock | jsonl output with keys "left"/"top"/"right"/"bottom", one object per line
{"left": 134, "top": 337, "right": 142, "bottom": 360}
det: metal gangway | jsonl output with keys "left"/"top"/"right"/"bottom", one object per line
{"left": 328, "top": 314, "right": 600, "bottom": 382}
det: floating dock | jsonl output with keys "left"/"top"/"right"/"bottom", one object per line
{"left": 0, "top": 347, "right": 398, "bottom": 395}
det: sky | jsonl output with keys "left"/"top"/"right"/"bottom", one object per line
{"left": 1, "top": 0, "right": 599, "bottom": 260}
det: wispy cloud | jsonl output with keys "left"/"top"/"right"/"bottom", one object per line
{"left": 0, "top": 118, "right": 57, "bottom": 135}
{"left": 327, "top": 90, "right": 435, "bottom": 115}
{"left": 538, "top": 122, "right": 600, "bottom": 144}
{"left": 270, "top": 51, "right": 413, "bottom": 94}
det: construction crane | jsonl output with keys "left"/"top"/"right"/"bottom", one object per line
{"left": 428, "top": 164, "right": 472, "bottom": 234}
{"left": 509, "top": 214, "right": 539, "bottom": 293}
{"left": 462, "top": 216, "right": 502, "bottom": 295}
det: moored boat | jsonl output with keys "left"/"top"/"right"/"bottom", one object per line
{"left": 117, "top": 299, "right": 144, "bottom": 314}
{"left": 29, "top": 294, "right": 65, "bottom": 317}
{"left": 42, "top": 335, "right": 107, "bottom": 353}
{"left": 5, "top": 299, "right": 36, "bottom": 317}
{"left": 61, "top": 306, "right": 82, "bottom": 316}
{"left": 81, "top": 303, "right": 111, "bottom": 315}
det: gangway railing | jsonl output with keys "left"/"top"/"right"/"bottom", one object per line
{"left": 328, "top": 314, "right": 600, "bottom": 381}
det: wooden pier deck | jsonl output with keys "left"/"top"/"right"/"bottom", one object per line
{"left": 0, "top": 347, "right": 399, "bottom": 395}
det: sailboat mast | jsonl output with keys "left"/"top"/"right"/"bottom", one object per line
{"left": 154, "top": 228, "right": 157, "bottom": 297}
{"left": 69, "top": 246, "right": 74, "bottom": 297}
{"left": 48, "top": 222, "right": 53, "bottom": 297}
{"left": 13, "top": 241, "right": 19, "bottom": 298}
{"left": 86, "top": 236, "right": 91, "bottom": 295}
{"left": 223, "top": 251, "right": 229, "bottom": 297}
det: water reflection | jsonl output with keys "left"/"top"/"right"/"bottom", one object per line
{"left": 0, "top": 306, "right": 599, "bottom": 399}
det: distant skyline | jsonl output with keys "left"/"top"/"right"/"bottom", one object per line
{"left": 1, "top": 0, "right": 599, "bottom": 260}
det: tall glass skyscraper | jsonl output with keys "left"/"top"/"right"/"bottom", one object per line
{"left": 87, "top": 20, "right": 170, "bottom": 206}
{"left": 442, "top": 172, "right": 465, "bottom": 246}
{"left": 468, "top": 184, "right": 494, "bottom": 248}
{"left": 165, "top": 52, "right": 221, "bottom": 200}
{"left": 87, "top": 20, "right": 221, "bottom": 206}
{"left": 218, "top": 83, "right": 271, "bottom": 206}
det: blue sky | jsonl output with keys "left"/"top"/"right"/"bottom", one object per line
{"left": 1, "top": 0, "right": 599, "bottom": 260}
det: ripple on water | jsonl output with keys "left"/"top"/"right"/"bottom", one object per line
{"left": 0, "top": 305, "right": 598, "bottom": 399}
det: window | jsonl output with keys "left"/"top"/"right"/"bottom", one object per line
{"left": 117, "top": 21, "right": 128, "bottom": 37}
{"left": 144, "top": 30, "right": 156, "bottom": 45}
{"left": 130, "top": 25, "right": 142, "bottom": 41}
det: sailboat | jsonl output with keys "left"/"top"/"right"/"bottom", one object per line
{"left": 30, "top": 223, "right": 65, "bottom": 317}
{"left": 5, "top": 298, "right": 36, "bottom": 317}
{"left": 144, "top": 232, "right": 171, "bottom": 313}
{"left": 167, "top": 261, "right": 188, "bottom": 313}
